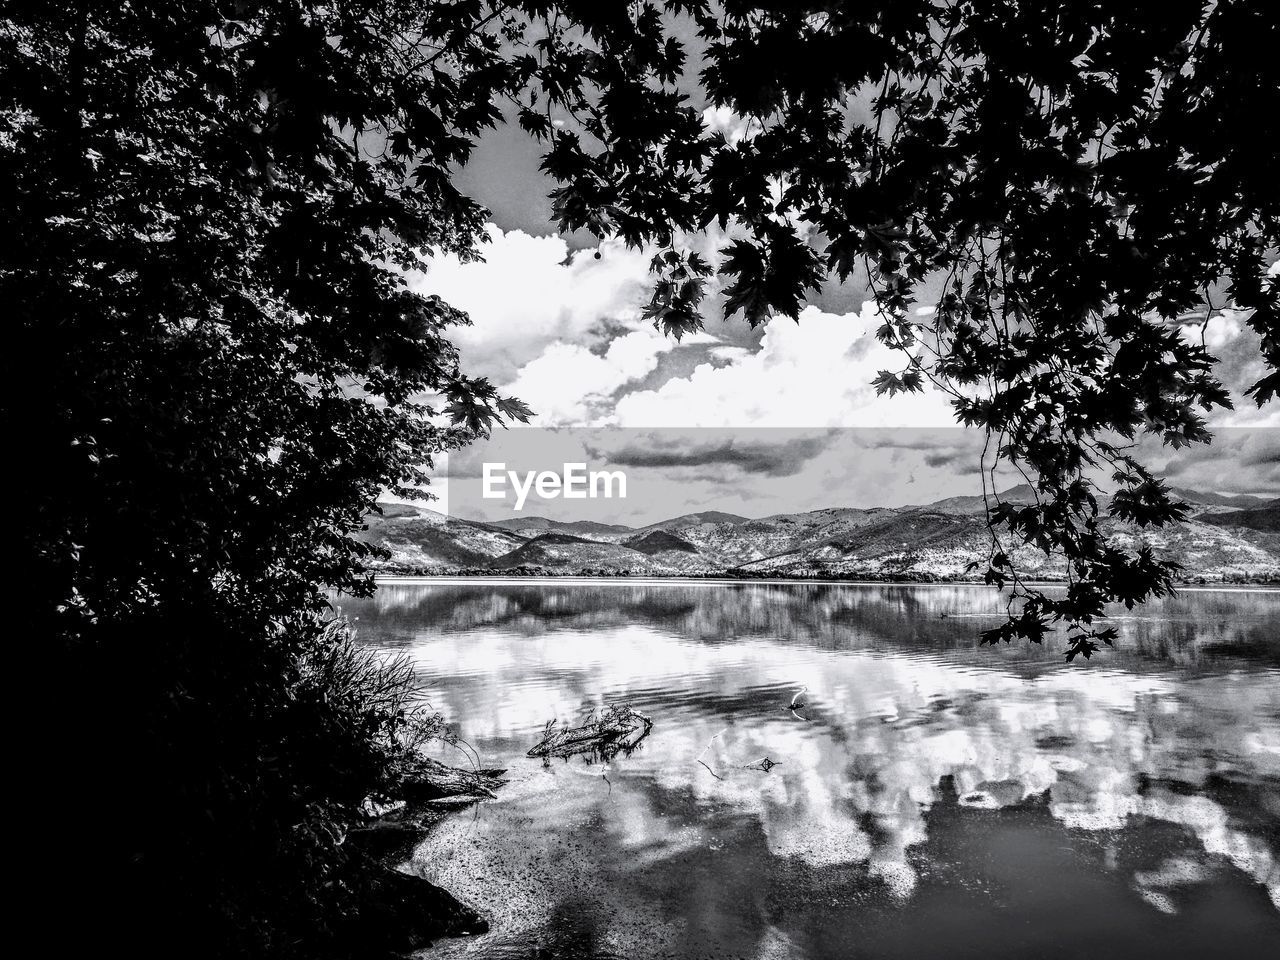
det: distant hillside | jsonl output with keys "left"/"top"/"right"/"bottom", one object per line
{"left": 1197, "top": 506, "right": 1280, "bottom": 533}
{"left": 626, "top": 530, "right": 700, "bottom": 555}
{"left": 356, "top": 504, "right": 524, "bottom": 567}
{"left": 1170, "top": 487, "right": 1272, "bottom": 511}
{"left": 636, "top": 511, "right": 752, "bottom": 533}
{"left": 487, "top": 533, "right": 679, "bottom": 573}
{"left": 486, "top": 516, "right": 635, "bottom": 538}
{"left": 908, "top": 483, "right": 1039, "bottom": 515}
{"left": 740, "top": 508, "right": 1067, "bottom": 580}
{"left": 361, "top": 490, "right": 1280, "bottom": 583}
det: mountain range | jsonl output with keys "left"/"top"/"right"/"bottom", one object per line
{"left": 359, "top": 487, "right": 1280, "bottom": 582}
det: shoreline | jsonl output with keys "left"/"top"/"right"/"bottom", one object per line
{"left": 371, "top": 574, "right": 1280, "bottom": 593}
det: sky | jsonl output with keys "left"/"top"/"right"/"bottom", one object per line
{"left": 398, "top": 109, "right": 1278, "bottom": 520}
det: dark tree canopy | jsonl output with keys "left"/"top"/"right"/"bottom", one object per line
{"left": 485, "top": 0, "right": 1280, "bottom": 659}
{"left": 4, "top": 1, "right": 543, "bottom": 954}
{"left": 7, "top": 0, "right": 540, "bottom": 637}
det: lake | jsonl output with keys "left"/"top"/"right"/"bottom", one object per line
{"left": 342, "top": 580, "right": 1280, "bottom": 959}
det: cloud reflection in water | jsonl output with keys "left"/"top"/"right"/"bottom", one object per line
{"left": 343, "top": 583, "right": 1280, "bottom": 958}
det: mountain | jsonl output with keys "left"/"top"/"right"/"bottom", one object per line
{"left": 625, "top": 531, "right": 699, "bottom": 555}
{"left": 360, "top": 490, "right": 1280, "bottom": 583}
{"left": 739, "top": 509, "right": 1065, "bottom": 579}
{"left": 636, "top": 511, "right": 752, "bottom": 532}
{"left": 486, "top": 516, "right": 634, "bottom": 538}
{"left": 1197, "top": 506, "right": 1280, "bottom": 533}
{"left": 1170, "top": 487, "right": 1272, "bottom": 511}
{"left": 356, "top": 504, "right": 525, "bottom": 567}
{"left": 488, "top": 533, "right": 686, "bottom": 574}
{"left": 907, "top": 483, "right": 1040, "bottom": 515}
{"left": 742, "top": 507, "right": 1280, "bottom": 581}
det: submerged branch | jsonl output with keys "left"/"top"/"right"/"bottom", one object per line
{"left": 528, "top": 704, "right": 653, "bottom": 764}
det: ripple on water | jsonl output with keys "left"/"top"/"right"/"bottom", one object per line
{"left": 338, "top": 582, "right": 1280, "bottom": 959}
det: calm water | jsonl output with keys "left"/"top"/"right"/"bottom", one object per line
{"left": 343, "top": 581, "right": 1280, "bottom": 959}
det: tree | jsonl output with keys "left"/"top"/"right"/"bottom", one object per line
{"left": 496, "top": 0, "right": 1279, "bottom": 660}
{"left": 5, "top": 1, "right": 533, "bottom": 955}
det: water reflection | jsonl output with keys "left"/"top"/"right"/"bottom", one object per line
{"left": 342, "top": 582, "right": 1280, "bottom": 959}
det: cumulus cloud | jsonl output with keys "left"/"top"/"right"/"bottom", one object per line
{"left": 1178, "top": 301, "right": 1280, "bottom": 429}
{"left": 503, "top": 327, "right": 719, "bottom": 425}
{"left": 612, "top": 304, "right": 957, "bottom": 428}
{"left": 407, "top": 223, "right": 745, "bottom": 426}
{"left": 407, "top": 225, "right": 1273, "bottom": 446}
{"left": 405, "top": 225, "right": 656, "bottom": 385}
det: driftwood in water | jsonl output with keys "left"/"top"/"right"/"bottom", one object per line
{"left": 527, "top": 704, "right": 653, "bottom": 763}
{"left": 400, "top": 756, "right": 508, "bottom": 803}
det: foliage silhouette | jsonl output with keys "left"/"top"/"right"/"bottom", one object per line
{"left": 473, "top": 0, "right": 1279, "bottom": 660}
{"left": 5, "top": 1, "right": 531, "bottom": 955}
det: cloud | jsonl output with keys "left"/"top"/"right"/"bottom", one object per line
{"left": 700, "top": 105, "right": 761, "bottom": 146}
{"left": 611, "top": 304, "right": 958, "bottom": 428}
{"left": 388, "top": 584, "right": 1280, "bottom": 936}
{"left": 708, "top": 345, "right": 752, "bottom": 363}
{"left": 1179, "top": 303, "right": 1280, "bottom": 428}
{"left": 1140, "top": 428, "right": 1280, "bottom": 496}
{"left": 407, "top": 222, "right": 753, "bottom": 426}
{"left": 602, "top": 432, "right": 834, "bottom": 478}
{"left": 923, "top": 448, "right": 974, "bottom": 470}
{"left": 1240, "top": 443, "right": 1280, "bottom": 469}
{"left": 436, "top": 426, "right": 996, "bottom": 523}
{"left": 405, "top": 225, "right": 655, "bottom": 385}
{"left": 503, "top": 327, "right": 713, "bottom": 425}
{"left": 408, "top": 225, "right": 1274, "bottom": 445}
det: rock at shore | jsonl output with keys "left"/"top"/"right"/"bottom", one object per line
{"left": 344, "top": 755, "right": 507, "bottom": 950}
{"left": 347, "top": 865, "right": 488, "bottom": 953}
